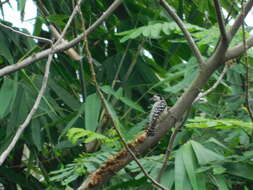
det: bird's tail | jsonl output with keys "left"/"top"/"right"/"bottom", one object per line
{"left": 147, "top": 124, "right": 156, "bottom": 136}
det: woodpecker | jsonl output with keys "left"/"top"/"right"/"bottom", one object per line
{"left": 147, "top": 95, "right": 168, "bottom": 136}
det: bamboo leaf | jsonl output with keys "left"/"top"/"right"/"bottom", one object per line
{"left": 191, "top": 140, "right": 224, "bottom": 165}
{"left": 85, "top": 93, "right": 101, "bottom": 131}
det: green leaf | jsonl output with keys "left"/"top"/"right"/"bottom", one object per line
{"left": 175, "top": 148, "right": 191, "bottom": 190}
{"left": 0, "top": 32, "right": 14, "bottom": 64}
{"left": 165, "top": 61, "right": 197, "bottom": 93}
{"left": 191, "top": 140, "right": 224, "bottom": 165}
{"left": 49, "top": 80, "right": 79, "bottom": 110}
{"left": 120, "top": 28, "right": 143, "bottom": 43}
{"left": 33, "top": 16, "right": 44, "bottom": 36}
{"left": 117, "top": 21, "right": 203, "bottom": 42}
{"left": 207, "top": 137, "right": 233, "bottom": 153}
{"left": 214, "top": 175, "right": 229, "bottom": 190}
{"left": 101, "top": 86, "right": 144, "bottom": 112}
{"left": 85, "top": 93, "right": 101, "bottom": 131}
{"left": 186, "top": 117, "right": 253, "bottom": 130}
{"left": 212, "top": 165, "right": 226, "bottom": 175}
{"left": 0, "top": 166, "right": 44, "bottom": 190}
{"left": 59, "top": 103, "right": 85, "bottom": 140}
{"left": 161, "top": 168, "right": 174, "bottom": 189}
{"left": 31, "top": 119, "right": 42, "bottom": 151}
{"left": 104, "top": 99, "right": 120, "bottom": 126}
{"left": 100, "top": 85, "right": 119, "bottom": 98}
{"left": 105, "top": 177, "right": 146, "bottom": 190}
{"left": 119, "top": 97, "right": 144, "bottom": 113}
{"left": 17, "top": 0, "right": 26, "bottom": 12}
{"left": 226, "top": 163, "right": 253, "bottom": 180}
{"left": 182, "top": 142, "right": 200, "bottom": 190}
{"left": 67, "top": 128, "right": 114, "bottom": 145}
{"left": 6, "top": 86, "right": 28, "bottom": 138}
{"left": 47, "top": 14, "right": 69, "bottom": 27}
{"left": 103, "top": 99, "right": 128, "bottom": 140}
{"left": 0, "top": 78, "right": 17, "bottom": 118}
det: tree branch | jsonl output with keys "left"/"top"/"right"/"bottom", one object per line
{"left": 206, "top": 0, "right": 253, "bottom": 68}
{"left": 225, "top": 36, "right": 253, "bottom": 60}
{"left": 156, "top": 113, "right": 188, "bottom": 183}
{"left": 194, "top": 63, "right": 229, "bottom": 103}
{"left": 0, "top": 0, "right": 123, "bottom": 77}
{"left": 54, "top": 0, "right": 83, "bottom": 46}
{"left": 36, "top": 0, "right": 81, "bottom": 60}
{"left": 77, "top": 1, "right": 253, "bottom": 189}
{"left": 0, "top": 22, "right": 53, "bottom": 44}
{"left": 0, "top": 52, "right": 54, "bottom": 166}
{"left": 241, "top": 0, "right": 253, "bottom": 123}
{"left": 229, "top": 0, "right": 253, "bottom": 39}
{"left": 0, "top": 0, "right": 9, "bottom": 6}
{"left": 158, "top": 0, "right": 205, "bottom": 67}
{"left": 78, "top": 18, "right": 168, "bottom": 190}
{"left": 213, "top": 0, "right": 228, "bottom": 42}
{"left": 0, "top": 0, "right": 83, "bottom": 166}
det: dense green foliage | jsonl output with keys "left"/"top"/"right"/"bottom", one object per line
{"left": 0, "top": 0, "right": 253, "bottom": 190}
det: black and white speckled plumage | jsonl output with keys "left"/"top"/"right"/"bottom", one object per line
{"left": 147, "top": 95, "right": 167, "bottom": 136}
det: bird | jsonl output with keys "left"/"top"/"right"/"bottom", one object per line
{"left": 147, "top": 95, "right": 168, "bottom": 136}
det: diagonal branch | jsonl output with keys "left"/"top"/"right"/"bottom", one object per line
{"left": 0, "top": 22, "right": 52, "bottom": 44}
{"left": 0, "top": 0, "right": 9, "bottom": 6}
{"left": 206, "top": 0, "right": 253, "bottom": 67}
{"left": 213, "top": 0, "right": 228, "bottom": 42}
{"left": 78, "top": 1, "right": 253, "bottom": 189}
{"left": 241, "top": 0, "right": 253, "bottom": 123}
{"left": 78, "top": 18, "right": 168, "bottom": 190}
{"left": 156, "top": 112, "right": 189, "bottom": 182}
{"left": 0, "top": 52, "right": 54, "bottom": 166}
{"left": 54, "top": 0, "right": 83, "bottom": 46}
{"left": 0, "top": 0, "right": 123, "bottom": 77}
{"left": 194, "top": 63, "right": 229, "bottom": 103}
{"left": 225, "top": 36, "right": 253, "bottom": 61}
{"left": 229, "top": 0, "right": 253, "bottom": 39}
{"left": 37, "top": 0, "right": 81, "bottom": 60}
{"left": 0, "top": 0, "right": 83, "bottom": 166}
{"left": 158, "top": 0, "right": 205, "bottom": 67}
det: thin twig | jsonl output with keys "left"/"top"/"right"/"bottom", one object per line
{"left": 0, "top": 22, "right": 52, "bottom": 44}
{"left": 0, "top": 0, "right": 9, "bottom": 6}
{"left": 0, "top": 0, "right": 123, "bottom": 77}
{"left": 102, "top": 41, "right": 132, "bottom": 132}
{"left": 77, "top": 1, "right": 253, "bottom": 189}
{"left": 210, "top": 0, "right": 253, "bottom": 65}
{"left": 78, "top": 7, "right": 88, "bottom": 102}
{"left": 229, "top": 0, "right": 253, "bottom": 39}
{"left": 241, "top": 0, "right": 253, "bottom": 122}
{"left": 0, "top": 0, "right": 83, "bottom": 166}
{"left": 0, "top": 53, "right": 54, "bottom": 166}
{"left": 156, "top": 110, "right": 190, "bottom": 183}
{"left": 82, "top": 20, "right": 169, "bottom": 190}
{"left": 158, "top": 0, "right": 205, "bottom": 67}
{"left": 194, "top": 63, "right": 229, "bottom": 103}
{"left": 112, "top": 41, "right": 131, "bottom": 89}
{"left": 37, "top": 0, "right": 81, "bottom": 60}
{"left": 123, "top": 40, "right": 144, "bottom": 83}
{"left": 54, "top": 0, "right": 83, "bottom": 46}
{"left": 225, "top": 2, "right": 235, "bottom": 24}
{"left": 213, "top": 0, "right": 228, "bottom": 42}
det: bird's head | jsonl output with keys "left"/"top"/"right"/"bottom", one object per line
{"left": 150, "top": 94, "right": 163, "bottom": 102}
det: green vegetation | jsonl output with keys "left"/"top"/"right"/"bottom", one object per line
{"left": 0, "top": 0, "right": 253, "bottom": 190}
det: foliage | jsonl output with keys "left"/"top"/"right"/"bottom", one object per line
{"left": 67, "top": 128, "right": 116, "bottom": 145}
{"left": 50, "top": 150, "right": 116, "bottom": 186}
{"left": 0, "top": 0, "right": 253, "bottom": 190}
